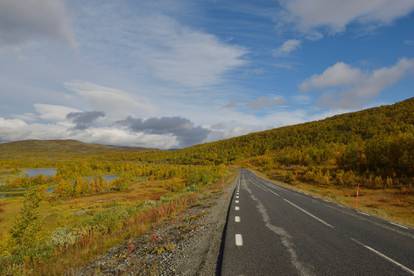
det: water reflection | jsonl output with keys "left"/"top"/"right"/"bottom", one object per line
{"left": 25, "top": 168, "right": 57, "bottom": 177}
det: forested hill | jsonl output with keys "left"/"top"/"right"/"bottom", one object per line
{"left": 152, "top": 97, "right": 414, "bottom": 185}
{"left": 0, "top": 139, "right": 151, "bottom": 161}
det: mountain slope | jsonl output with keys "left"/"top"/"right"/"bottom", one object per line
{"left": 152, "top": 97, "right": 414, "bottom": 188}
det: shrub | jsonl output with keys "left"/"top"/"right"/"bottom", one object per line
{"left": 8, "top": 187, "right": 52, "bottom": 264}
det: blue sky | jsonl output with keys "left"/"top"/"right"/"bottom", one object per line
{"left": 0, "top": 0, "right": 413, "bottom": 148}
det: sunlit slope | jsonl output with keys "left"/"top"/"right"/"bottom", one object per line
{"left": 172, "top": 97, "right": 414, "bottom": 167}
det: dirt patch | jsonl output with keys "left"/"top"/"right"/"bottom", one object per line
{"left": 77, "top": 180, "right": 236, "bottom": 275}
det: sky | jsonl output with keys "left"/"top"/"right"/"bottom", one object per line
{"left": 0, "top": 0, "right": 413, "bottom": 148}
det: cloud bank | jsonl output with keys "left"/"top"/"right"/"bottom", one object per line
{"left": 301, "top": 58, "right": 414, "bottom": 108}
{"left": 117, "top": 116, "right": 210, "bottom": 147}
{"left": 278, "top": 0, "right": 414, "bottom": 37}
{"left": 67, "top": 111, "right": 105, "bottom": 130}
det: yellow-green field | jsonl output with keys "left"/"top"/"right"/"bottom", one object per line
{"left": 0, "top": 140, "right": 231, "bottom": 275}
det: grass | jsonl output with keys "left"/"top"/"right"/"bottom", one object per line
{"left": 0, "top": 167, "right": 236, "bottom": 275}
{"left": 250, "top": 168, "right": 414, "bottom": 228}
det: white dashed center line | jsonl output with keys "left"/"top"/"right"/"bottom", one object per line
{"left": 235, "top": 216, "right": 240, "bottom": 222}
{"left": 235, "top": 234, "right": 243, "bottom": 246}
{"left": 235, "top": 206, "right": 240, "bottom": 211}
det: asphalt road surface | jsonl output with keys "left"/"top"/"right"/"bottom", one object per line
{"left": 219, "top": 169, "right": 414, "bottom": 276}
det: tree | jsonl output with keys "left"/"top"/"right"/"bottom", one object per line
{"left": 10, "top": 187, "right": 42, "bottom": 262}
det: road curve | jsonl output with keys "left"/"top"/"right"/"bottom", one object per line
{"left": 219, "top": 169, "right": 414, "bottom": 276}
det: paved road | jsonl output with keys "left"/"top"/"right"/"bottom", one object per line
{"left": 219, "top": 169, "right": 414, "bottom": 276}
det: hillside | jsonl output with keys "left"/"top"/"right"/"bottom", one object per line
{"left": 147, "top": 97, "right": 413, "bottom": 181}
{"left": 0, "top": 139, "right": 109, "bottom": 155}
{"left": 0, "top": 139, "right": 152, "bottom": 164}
{"left": 172, "top": 97, "right": 413, "bottom": 164}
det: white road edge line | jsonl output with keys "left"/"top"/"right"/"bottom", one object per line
{"left": 235, "top": 200, "right": 239, "bottom": 203}
{"left": 351, "top": 238, "right": 414, "bottom": 275}
{"left": 235, "top": 206, "right": 240, "bottom": 211}
{"left": 390, "top": 222, "right": 409, "bottom": 230}
{"left": 235, "top": 234, "right": 243, "bottom": 246}
{"left": 284, "top": 199, "right": 334, "bottom": 229}
{"left": 235, "top": 216, "right": 240, "bottom": 222}
{"left": 358, "top": 211, "right": 371, "bottom": 216}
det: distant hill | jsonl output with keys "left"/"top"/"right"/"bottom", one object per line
{"left": 0, "top": 139, "right": 151, "bottom": 161}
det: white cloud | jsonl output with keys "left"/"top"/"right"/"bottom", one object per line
{"left": 69, "top": 127, "right": 177, "bottom": 149}
{"left": 292, "top": 94, "right": 311, "bottom": 104}
{"left": 247, "top": 96, "right": 286, "bottom": 110}
{"left": 0, "top": 0, "right": 76, "bottom": 47}
{"left": 278, "top": 0, "right": 414, "bottom": 36}
{"left": 300, "top": 58, "right": 414, "bottom": 108}
{"left": 145, "top": 16, "right": 248, "bottom": 87}
{"left": 1, "top": 95, "right": 352, "bottom": 149}
{"left": 273, "top": 39, "right": 301, "bottom": 56}
{"left": 300, "top": 62, "right": 364, "bottom": 91}
{"left": 0, "top": 117, "right": 177, "bottom": 149}
{"left": 203, "top": 106, "right": 311, "bottom": 142}
{"left": 34, "top": 103, "right": 80, "bottom": 122}
{"left": 0, "top": 117, "right": 28, "bottom": 141}
{"left": 0, "top": 1, "right": 251, "bottom": 143}
{"left": 65, "top": 81, "right": 156, "bottom": 119}
{"left": 76, "top": 4, "right": 247, "bottom": 88}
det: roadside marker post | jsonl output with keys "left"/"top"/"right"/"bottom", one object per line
{"left": 355, "top": 183, "right": 360, "bottom": 209}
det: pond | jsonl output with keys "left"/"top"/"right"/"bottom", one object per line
{"left": 103, "top": 175, "right": 118, "bottom": 181}
{"left": 25, "top": 168, "right": 57, "bottom": 177}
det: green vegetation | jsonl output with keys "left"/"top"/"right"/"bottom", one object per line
{"left": 0, "top": 140, "right": 229, "bottom": 274}
{"left": 0, "top": 97, "right": 413, "bottom": 274}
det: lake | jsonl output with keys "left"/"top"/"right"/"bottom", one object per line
{"left": 103, "top": 175, "right": 118, "bottom": 181}
{"left": 25, "top": 168, "right": 57, "bottom": 177}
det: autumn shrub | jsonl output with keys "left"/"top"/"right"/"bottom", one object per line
{"left": 0, "top": 187, "right": 53, "bottom": 274}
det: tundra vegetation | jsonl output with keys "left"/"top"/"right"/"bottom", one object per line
{"left": 0, "top": 141, "right": 229, "bottom": 274}
{"left": 0, "top": 97, "right": 413, "bottom": 274}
